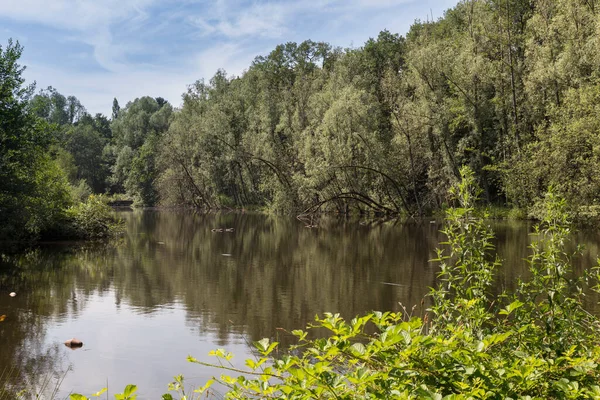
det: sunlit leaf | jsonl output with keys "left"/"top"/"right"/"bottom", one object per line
{"left": 91, "top": 388, "right": 107, "bottom": 397}
{"left": 123, "top": 384, "right": 137, "bottom": 397}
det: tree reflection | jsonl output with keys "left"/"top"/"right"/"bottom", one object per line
{"left": 1, "top": 213, "right": 599, "bottom": 397}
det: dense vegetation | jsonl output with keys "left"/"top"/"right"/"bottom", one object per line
{"left": 4, "top": 0, "right": 600, "bottom": 227}
{"left": 140, "top": 0, "right": 600, "bottom": 216}
{"left": 0, "top": 41, "right": 120, "bottom": 241}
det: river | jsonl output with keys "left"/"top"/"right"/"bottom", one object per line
{"left": 1, "top": 211, "right": 600, "bottom": 398}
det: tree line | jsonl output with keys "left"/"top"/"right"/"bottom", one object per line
{"left": 2, "top": 0, "right": 600, "bottom": 240}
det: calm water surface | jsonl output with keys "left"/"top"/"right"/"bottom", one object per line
{"left": 1, "top": 212, "right": 600, "bottom": 398}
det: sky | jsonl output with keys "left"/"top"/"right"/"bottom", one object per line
{"left": 0, "top": 0, "right": 459, "bottom": 116}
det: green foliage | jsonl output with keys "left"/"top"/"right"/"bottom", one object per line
{"left": 149, "top": 0, "right": 600, "bottom": 218}
{"left": 30, "top": 86, "right": 86, "bottom": 125}
{"left": 112, "top": 98, "right": 120, "bottom": 121}
{"left": 512, "top": 191, "right": 600, "bottom": 356}
{"left": 55, "top": 146, "right": 78, "bottom": 183}
{"left": 65, "top": 195, "right": 123, "bottom": 240}
{"left": 110, "top": 96, "right": 173, "bottom": 206}
{"left": 430, "top": 166, "right": 500, "bottom": 333}
{"left": 0, "top": 39, "right": 120, "bottom": 242}
{"left": 65, "top": 122, "right": 109, "bottom": 193}
{"left": 502, "top": 0, "right": 600, "bottom": 211}
{"left": 70, "top": 179, "right": 93, "bottom": 202}
{"left": 114, "top": 384, "right": 138, "bottom": 400}
{"left": 23, "top": 155, "right": 74, "bottom": 237}
{"left": 507, "top": 207, "right": 526, "bottom": 221}
{"left": 1, "top": 39, "right": 43, "bottom": 239}
{"left": 0, "top": 39, "right": 83, "bottom": 240}
{"left": 28, "top": 84, "right": 112, "bottom": 195}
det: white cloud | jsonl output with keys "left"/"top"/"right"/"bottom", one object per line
{"left": 194, "top": 42, "right": 254, "bottom": 78}
{"left": 187, "top": 16, "right": 217, "bottom": 36}
{"left": 0, "top": 0, "right": 155, "bottom": 31}
{"left": 0, "top": 0, "right": 157, "bottom": 72}
{"left": 353, "top": 0, "right": 411, "bottom": 8}
{"left": 183, "top": 0, "right": 419, "bottom": 42}
{"left": 187, "top": 1, "right": 294, "bottom": 39}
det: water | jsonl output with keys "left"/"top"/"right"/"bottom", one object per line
{"left": 1, "top": 211, "right": 599, "bottom": 398}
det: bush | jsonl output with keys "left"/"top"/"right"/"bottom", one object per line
{"left": 70, "top": 179, "right": 93, "bottom": 203}
{"left": 64, "top": 195, "right": 123, "bottom": 240}
{"left": 507, "top": 207, "right": 526, "bottom": 220}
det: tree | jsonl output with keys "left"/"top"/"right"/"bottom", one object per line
{"left": 112, "top": 97, "right": 120, "bottom": 120}
{"left": 110, "top": 97, "right": 173, "bottom": 205}
{"left": 65, "top": 122, "right": 109, "bottom": 193}
{"left": 29, "top": 86, "right": 86, "bottom": 126}
{"left": 155, "top": 97, "right": 167, "bottom": 108}
{"left": 0, "top": 40, "right": 72, "bottom": 239}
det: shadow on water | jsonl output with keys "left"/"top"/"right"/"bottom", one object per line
{"left": 0, "top": 212, "right": 599, "bottom": 397}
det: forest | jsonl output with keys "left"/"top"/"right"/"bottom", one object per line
{"left": 2, "top": 0, "right": 600, "bottom": 241}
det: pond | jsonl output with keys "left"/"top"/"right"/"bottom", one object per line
{"left": 1, "top": 211, "right": 600, "bottom": 398}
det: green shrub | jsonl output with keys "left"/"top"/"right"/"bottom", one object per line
{"left": 105, "top": 193, "right": 133, "bottom": 203}
{"left": 70, "top": 179, "right": 93, "bottom": 202}
{"left": 507, "top": 207, "right": 526, "bottom": 220}
{"left": 65, "top": 195, "right": 123, "bottom": 240}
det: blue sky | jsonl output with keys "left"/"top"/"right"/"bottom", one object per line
{"left": 0, "top": 0, "right": 459, "bottom": 116}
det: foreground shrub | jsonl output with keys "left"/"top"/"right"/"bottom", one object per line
{"left": 71, "top": 167, "right": 600, "bottom": 399}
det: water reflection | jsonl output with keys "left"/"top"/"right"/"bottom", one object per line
{"left": 0, "top": 213, "right": 599, "bottom": 398}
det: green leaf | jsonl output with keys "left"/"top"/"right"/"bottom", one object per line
{"left": 70, "top": 395, "right": 89, "bottom": 400}
{"left": 266, "top": 341, "right": 279, "bottom": 355}
{"left": 350, "top": 343, "right": 366, "bottom": 356}
{"left": 499, "top": 300, "right": 524, "bottom": 315}
{"left": 256, "top": 338, "right": 270, "bottom": 352}
{"left": 194, "top": 379, "right": 214, "bottom": 394}
{"left": 476, "top": 341, "right": 485, "bottom": 352}
{"left": 123, "top": 384, "right": 137, "bottom": 397}
{"left": 401, "top": 330, "right": 412, "bottom": 345}
{"left": 292, "top": 329, "right": 307, "bottom": 340}
{"left": 91, "top": 388, "right": 107, "bottom": 397}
